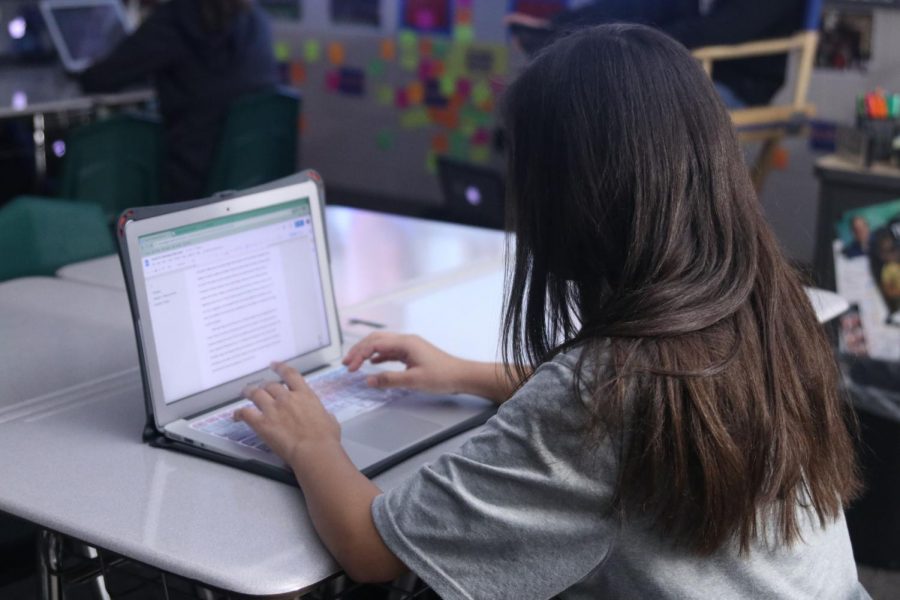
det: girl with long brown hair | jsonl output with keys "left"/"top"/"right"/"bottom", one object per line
{"left": 236, "top": 24, "right": 867, "bottom": 599}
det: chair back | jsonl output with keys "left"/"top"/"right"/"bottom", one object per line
{"left": 61, "top": 114, "right": 163, "bottom": 219}
{"left": 0, "top": 196, "right": 115, "bottom": 282}
{"left": 205, "top": 88, "right": 301, "bottom": 196}
{"left": 804, "top": 0, "right": 824, "bottom": 32}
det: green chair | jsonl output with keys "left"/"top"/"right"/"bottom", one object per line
{"left": 60, "top": 114, "right": 163, "bottom": 219}
{"left": 205, "top": 88, "right": 301, "bottom": 196}
{"left": 0, "top": 196, "right": 115, "bottom": 282}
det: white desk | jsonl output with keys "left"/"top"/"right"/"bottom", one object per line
{"left": 0, "top": 277, "right": 136, "bottom": 404}
{"left": 3, "top": 210, "right": 505, "bottom": 597}
{"left": 57, "top": 205, "right": 506, "bottom": 309}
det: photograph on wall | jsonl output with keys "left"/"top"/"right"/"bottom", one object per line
{"left": 816, "top": 8, "right": 873, "bottom": 71}
{"left": 259, "top": 0, "right": 302, "bottom": 21}
{"left": 331, "top": 0, "right": 380, "bottom": 27}
{"left": 833, "top": 199, "right": 900, "bottom": 361}
{"left": 400, "top": 0, "right": 452, "bottom": 34}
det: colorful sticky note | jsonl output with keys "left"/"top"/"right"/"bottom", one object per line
{"left": 337, "top": 67, "right": 366, "bottom": 96}
{"left": 472, "top": 127, "right": 491, "bottom": 145}
{"left": 456, "top": 6, "right": 473, "bottom": 25}
{"left": 450, "top": 131, "right": 469, "bottom": 158}
{"left": 470, "top": 145, "right": 490, "bottom": 164}
{"left": 401, "top": 53, "right": 418, "bottom": 71}
{"left": 327, "top": 42, "right": 346, "bottom": 66}
{"left": 431, "top": 133, "right": 450, "bottom": 153}
{"left": 304, "top": 39, "right": 321, "bottom": 63}
{"left": 395, "top": 88, "right": 410, "bottom": 109}
{"left": 432, "top": 39, "right": 450, "bottom": 60}
{"left": 274, "top": 41, "right": 290, "bottom": 62}
{"left": 376, "top": 84, "right": 394, "bottom": 106}
{"left": 439, "top": 74, "right": 456, "bottom": 96}
{"left": 417, "top": 60, "right": 432, "bottom": 81}
{"left": 380, "top": 39, "right": 397, "bottom": 61}
{"left": 429, "top": 107, "right": 460, "bottom": 130}
{"left": 289, "top": 61, "right": 306, "bottom": 85}
{"left": 407, "top": 81, "right": 425, "bottom": 105}
{"left": 456, "top": 78, "right": 472, "bottom": 98}
{"left": 325, "top": 70, "right": 340, "bottom": 92}
{"left": 368, "top": 58, "right": 386, "bottom": 79}
{"left": 401, "top": 106, "right": 431, "bottom": 129}
{"left": 454, "top": 24, "right": 475, "bottom": 44}
{"left": 472, "top": 80, "right": 492, "bottom": 105}
{"left": 399, "top": 30, "right": 418, "bottom": 50}
{"left": 376, "top": 130, "right": 395, "bottom": 150}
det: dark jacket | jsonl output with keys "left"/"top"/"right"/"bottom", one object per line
{"left": 81, "top": 0, "right": 278, "bottom": 201}
{"left": 552, "top": 0, "right": 807, "bottom": 106}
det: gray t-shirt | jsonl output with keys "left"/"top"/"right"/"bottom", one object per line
{"left": 372, "top": 352, "right": 869, "bottom": 600}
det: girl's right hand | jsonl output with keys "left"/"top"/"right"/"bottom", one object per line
{"left": 342, "top": 332, "right": 467, "bottom": 395}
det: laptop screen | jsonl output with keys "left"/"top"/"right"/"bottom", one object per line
{"left": 137, "top": 198, "right": 331, "bottom": 405}
{"left": 45, "top": 2, "right": 126, "bottom": 65}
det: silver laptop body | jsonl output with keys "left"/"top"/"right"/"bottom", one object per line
{"left": 120, "top": 173, "right": 494, "bottom": 478}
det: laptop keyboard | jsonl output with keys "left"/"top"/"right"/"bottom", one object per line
{"left": 189, "top": 368, "right": 401, "bottom": 453}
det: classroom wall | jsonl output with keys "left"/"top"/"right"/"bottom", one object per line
{"left": 762, "top": 8, "right": 900, "bottom": 265}
{"left": 270, "top": 1, "right": 517, "bottom": 210}
{"left": 268, "top": 2, "right": 900, "bottom": 265}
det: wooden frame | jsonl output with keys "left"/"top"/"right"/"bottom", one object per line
{"left": 692, "top": 28, "right": 821, "bottom": 190}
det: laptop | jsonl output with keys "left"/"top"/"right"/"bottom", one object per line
{"left": 436, "top": 156, "right": 506, "bottom": 230}
{"left": 118, "top": 171, "right": 495, "bottom": 482}
{"left": 40, "top": 0, "right": 130, "bottom": 73}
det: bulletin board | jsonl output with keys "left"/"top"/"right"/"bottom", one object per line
{"left": 268, "top": 0, "right": 573, "bottom": 218}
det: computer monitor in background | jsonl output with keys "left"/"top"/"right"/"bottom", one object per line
{"left": 436, "top": 156, "right": 506, "bottom": 230}
{"left": 39, "top": 0, "right": 129, "bottom": 72}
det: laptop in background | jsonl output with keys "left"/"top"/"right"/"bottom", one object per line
{"left": 436, "top": 156, "right": 506, "bottom": 230}
{"left": 40, "top": 0, "right": 129, "bottom": 73}
{"left": 118, "top": 171, "right": 495, "bottom": 482}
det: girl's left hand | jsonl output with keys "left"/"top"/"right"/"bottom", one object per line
{"left": 234, "top": 362, "right": 340, "bottom": 466}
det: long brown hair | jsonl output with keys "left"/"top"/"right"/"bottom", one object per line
{"left": 501, "top": 24, "right": 859, "bottom": 554}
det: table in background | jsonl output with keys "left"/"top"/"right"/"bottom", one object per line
{"left": 814, "top": 155, "right": 900, "bottom": 290}
{"left": 57, "top": 205, "right": 507, "bottom": 309}
{"left": 0, "top": 64, "right": 153, "bottom": 178}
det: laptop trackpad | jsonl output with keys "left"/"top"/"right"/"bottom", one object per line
{"left": 344, "top": 410, "right": 441, "bottom": 452}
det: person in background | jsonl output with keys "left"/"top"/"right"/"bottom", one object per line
{"left": 81, "top": 0, "right": 277, "bottom": 202}
{"left": 233, "top": 25, "right": 867, "bottom": 599}
{"left": 507, "top": 0, "right": 806, "bottom": 108}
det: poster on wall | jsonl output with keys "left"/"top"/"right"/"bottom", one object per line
{"left": 331, "top": 0, "right": 381, "bottom": 27}
{"left": 816, "top": 8, "right": 873, "bottom": 71}
{"left": 833, "top": 199, "right": 900, "bottom": 361}
{"left": 400, "top": 0, "right": 453, "bottom": 34}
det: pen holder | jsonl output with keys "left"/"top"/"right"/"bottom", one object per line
{"left": 856, "top": 116, "right": 900, "bottom": 164}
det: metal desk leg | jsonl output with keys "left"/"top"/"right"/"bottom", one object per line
{"left": 37, "top": 529, "right": 63, "bottom": 600}
{"left": 79, "top": 544, "right": 111, "bottom": 600}
{"left": 33, "top": 112, "right": 47, "bottom": 181}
